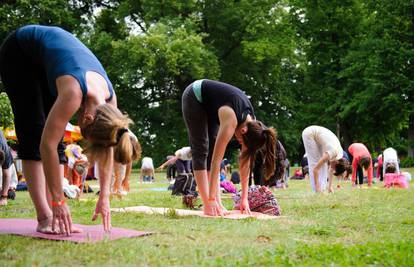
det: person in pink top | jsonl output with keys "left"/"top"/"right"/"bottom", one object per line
{"left": 348, "top": 143, "right": 373, "bottom": 186}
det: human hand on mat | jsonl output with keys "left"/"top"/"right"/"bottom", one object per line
{"left": 93, "top": 197, "right": 111, "bottom": 232}
{"left": 52, "top": 203, "right": 73, "bottom": 236}
{"left": 239, "top": 198, "right": 251, "bottom": 215}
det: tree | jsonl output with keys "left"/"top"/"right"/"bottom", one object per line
{"left": 0, "top": 92, "right": 14, "bottom": 128}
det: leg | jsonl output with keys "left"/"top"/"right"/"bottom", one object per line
{"left": 0, "top": 167, "right": 12, "bottom": 205}
{"left": 22, "top": 160, "right": 54, "bottom": 233}
{"left": 357, "top": 166, "right": 364, "bottom": 185}
{"left": 182, "top": 85, "right": 211, "bottom": 213}
{"left": 302, "top": 128, "right": 324, "bottom": 192}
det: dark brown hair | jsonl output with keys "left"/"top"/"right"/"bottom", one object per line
{"left": 241, "top": 121, "right": 277, "bottom": 180}
{"left": 358, "top": 156, "right": 371, "bottom": 170}
{"left": 334, "top": 158, "right": 350, "bottom": 176}
{"left": 81, "top": 104, "right": 141, "bottom": 165}
{"left": 385, "top": 163, "right": 396, "bottom": 174}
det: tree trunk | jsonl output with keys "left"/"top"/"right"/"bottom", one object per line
{"left": 408, "top": 114, "right": 414, "bottom": 157}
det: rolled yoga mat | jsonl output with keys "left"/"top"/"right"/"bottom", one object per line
{"left": 111, "top": 206, "right": 280, "bottom": 220}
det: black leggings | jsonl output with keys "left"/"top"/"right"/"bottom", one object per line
{"left": 356, "top": 166, "right": 364, "bottom": 185}
{"left": 182, "top": 84, "right": 218, "bottom": 171}
{"left": 0, "top": 31, "right": 66, "bottom": 163}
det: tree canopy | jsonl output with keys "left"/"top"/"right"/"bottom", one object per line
{"left": 0, "top": 0, "right": 413, "bottom": 164}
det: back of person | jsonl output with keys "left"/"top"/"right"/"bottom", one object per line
{"left": 141, "top": 157, "right": 154, "bottom": 170}
{"left": 16, "top": 25, "right": 113, "bottom": 96}
{"left": 383, "top": 147, "right": 399, "bottom": 174}
{"left": 198, "top": 79, "right": 255, "bottom": 125}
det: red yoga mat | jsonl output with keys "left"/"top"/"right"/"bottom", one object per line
{"left": 0, "top": 218, "right": 151, "bottom": 243}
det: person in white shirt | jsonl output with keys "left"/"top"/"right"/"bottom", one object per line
{"left": 140, "top": 157, "right": 155, "bottom": 183}
{"left": 382, "top": 147, "right": 400, "bottom": 175}
{"left": 302, "top": 125, "right": 349, "bottom": 193}
{"left": 159, "top": 147, "right": 192, "bottom": 174}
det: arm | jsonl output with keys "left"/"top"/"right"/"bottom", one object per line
{"left": 313, "top": 152, "right": 330, "bottom": 192}
{"left": 158, "top": 156, "right": 178, "bottom": 169}
{"left": 351, "top": 158, "right": 357, "bottom": 183}
{"left": 208, "top": 106, "right": 237, "bottom": 200}
{"left": 92, "top": 150, "right": 113, "bottom": 231}
{"left": 367, "top": 158, "right": 373, "bottom": 186}
{"left": 239, "top": 146, "right": 251, "bottom": 212}
{"left": 41, "top": 77, "right": 82, "bottom": 234}
{"left": 328, "top": 162, "right": 334, "bottom": 193}
{"left": 41, "top": 79, "right": 82, "bottom": 203}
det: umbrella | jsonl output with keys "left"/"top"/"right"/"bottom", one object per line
{"left": 3, "top": 128, "right": 17, "bottom": 141}
{"left": 64, "top": 123, "right": 83, "bottom": 143}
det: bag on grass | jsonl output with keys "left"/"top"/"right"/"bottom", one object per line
{"left": 233, "top": 185, "right": 281, "bottom": 216}
{"left": 220, "top": 180, "right": 237, "bottom": 194}
{"left": 172, "top": 173, "right": 197, "bottom": 196}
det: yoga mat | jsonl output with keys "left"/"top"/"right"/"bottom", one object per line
{"left": 111, "top": 206, "right": 280, "bottom": 220}
{"left": 0, "top": 219, "right": 151, "bottom": 243}
{"left": 149, "top": 187, "right": 168, "bottom": 192}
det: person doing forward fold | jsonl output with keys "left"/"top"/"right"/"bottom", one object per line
{"left": 348, "top": 143, "right": 373, "bottom": 187}
{"left": 182, "top": 79, "right": 277, "bottom": 216}
{"left": 0, "top": 25, "right": 139, "bottom": 235}
{"left": 302, "top": 125, "right": 349, "bottom": 193}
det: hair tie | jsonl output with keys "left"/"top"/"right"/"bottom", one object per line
{"left": 116, "top": 128, "right": 129, "bottom": 144}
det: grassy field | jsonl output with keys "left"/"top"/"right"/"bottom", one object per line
{"left": 1, "top": 168, "right": 414, "bottom": 266}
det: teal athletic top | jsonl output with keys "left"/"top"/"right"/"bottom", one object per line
{"left": 16, "top": 25, "right": 113, "bottom": 100}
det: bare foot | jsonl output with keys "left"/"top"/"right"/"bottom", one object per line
{"left": 37, "top": 216, "right": 83, "bottom": 234}
{"left": 36, "top": 216, "right": 57, "bottom": 234}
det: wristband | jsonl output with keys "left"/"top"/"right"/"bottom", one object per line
{"left": 51, "top": 199, "right": 66, "bottom": 207}
{"left": 208, "top": 197, "right": 216, "bottom": 201}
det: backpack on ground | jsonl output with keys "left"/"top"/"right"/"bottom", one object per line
{"left": 172, "top": 173, "right": 197, "bottom": 196}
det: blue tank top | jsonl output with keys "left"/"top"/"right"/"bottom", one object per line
{"left": 16, "top": 25, "right": 114, "bottom": 100}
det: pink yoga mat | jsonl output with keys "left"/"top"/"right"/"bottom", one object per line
{"left": 0, "top": 219, "right": 151, "bottom": 243}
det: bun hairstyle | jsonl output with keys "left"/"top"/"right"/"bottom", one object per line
{"left": 241, "top": 120, "right": 277, "bottom": 179}
{"left": 81, "top": 104, "right": 141, "bottom": 165}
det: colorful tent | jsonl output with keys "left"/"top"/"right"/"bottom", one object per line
{"left": 3, "top": 128, "right": 17, "bottom": 141}
{"left": 1, "top": 124, "right": 83, "bottom": 143}
{"left": 64, "top": 123, "right": 83, "bottom": 143}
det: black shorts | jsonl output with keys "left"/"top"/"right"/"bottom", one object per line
{"left": 0, "top": 31, "right": 66, "bottom": 163}
{"left": 182, "top": 84, "right": 218, "bottom": 171}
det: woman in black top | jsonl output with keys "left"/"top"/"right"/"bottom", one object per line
{"left": 182, "top": 79, "right": 277, "bottom": 216}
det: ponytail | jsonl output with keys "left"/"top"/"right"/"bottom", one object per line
{"left": 114, "top": 130, "right": 142, "bottom": 164}
{"left": 241, "top": 120, "right": 277, "bottom": 180}
{"left": 262, "top": 128, "right": 277, "bottom": 179}
{"left": 81, "top": 104, "right": 140, "bottom": 165}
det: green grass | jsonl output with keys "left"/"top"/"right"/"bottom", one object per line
{"left": 1, "top": 168, "right": 414, "bottom": 266}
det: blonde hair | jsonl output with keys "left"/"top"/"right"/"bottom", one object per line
{"left": 81, "top": 104, "right": 141, "bottom": 165}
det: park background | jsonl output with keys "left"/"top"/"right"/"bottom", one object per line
{"left": 0, "top": 0, "right": 413, "bottom": 167}
{"left": 0, "top": 1, "right": 414, "bottom": 266}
